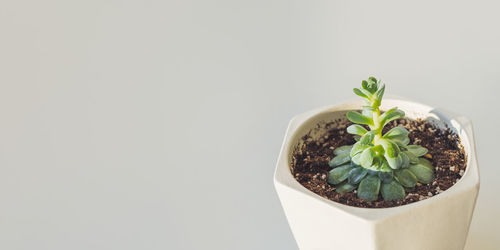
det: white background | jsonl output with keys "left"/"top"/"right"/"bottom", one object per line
{"left": 0, "top": 0, "right": 499, "bottom": 249}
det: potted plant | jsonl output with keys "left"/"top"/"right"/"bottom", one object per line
{"left": 274, "top": 77, "right": 479, "bottom": 250}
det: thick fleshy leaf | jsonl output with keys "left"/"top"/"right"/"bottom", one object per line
{"left": 346, "top": 124, "right": 368, "bottom": 136}
{"left": 368, "top": 156, "right": 381, "bottom": 170}
{"left": 372, "top": 144, "right": 385, "bottom": 154}
{"left": 351, "top": 153, "right": 361, "bottom": 165}
{"left": 353, "top": 88, "right": 371, "bottom": 100}
{"left": 361, "top": 80, "right": 369, "bottom": 91}
{"left": 354, "top": 135, "right": 361, "bottom": 141}
{"left": 362, "top": 108, "right": 373, "bottom": 117}
{"left": 383, "top": 126, "right": 409, "bottom": 140}
{"left": 366, "top": 77, "right": 378, "bottom": 93}
{"left": 379, "top": 107, "right": 397, "bottom": 118}
{"left": 419, "top": 158, "right": 433, "bottom": 169}
{"left": 350, "top": 142, "right": 369, "bottom": 157}
{"left": 393, "top": 137, "right": 410, "bottom": 147}
{"left": 379, "top": 139, "right": 399, "bottom": 158}
{"left": 378, "top": 171, "right": 393, "bottom": 184}
{"left": 333, "top": 145, "right": 353, "bottom": 156}
{"left": 395, "top": 169, "right": 418, "bottom": 187}
{"left": 408, "top": 164, "right": 434, "bottom": 184}
{"left": 362, "top": 105, "right": 376, "bottom": 111}
{"left": 407, "top": 145, "right": 428, "bottom": 157}
{"left": 359, "top": 148, "right": 375, "bottom": 169}
{"left": 403, "top": 151, "right": 419, "bottom": 164}
{"left": 329, "top": 153, "right": 350, "bottom": 167}
{"left": 335, "top": 182, "right": 357, "bottom": 194}
{"left": 348, "top": 167, "right": 368, "bottom": 184}
{"left": 381, "top": 180, "right": 406, "bottom": 201}
{"left": 375, "top": 82, "right": 384, "bottom": 98}
{"left": 379, "top": 161, "right": 392, "bottom": 172}
{"left": 380, "top": 108, "right": 405, "bottom": 126}
{"left": 401, "top": 151, "right": 410, "bottom": 168}
{"left": 386, "top": 155, "right": 403, "bottom": 169}
{"left": 373, "top": 83, "right": 385, "bottom": 107}
{"left": 359, "top": 131, "right": 375, "bottom": 145}
{"left": 346, "top": 111, "right": 373, "bottom": 125}
{"left": 358, "top": 175, "right": 381, "bottom": 202}
{"left": 328, "top": 164, "right": 354, "bottom": 185}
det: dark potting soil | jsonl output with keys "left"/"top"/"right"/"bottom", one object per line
{"left": 291, "top": 118, "right": 467, "bottom": 208}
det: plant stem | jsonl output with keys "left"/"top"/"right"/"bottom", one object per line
{"left": 371, "top": 107, "right": 382, "bottom": 144}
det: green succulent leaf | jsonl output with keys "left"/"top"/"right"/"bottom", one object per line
{"left": 359, "top": 131, "right": 375, "bottom": 145}
{"left": 346, "top": 124, "right": 368, "bottom": 136}
{"left": 381, "top": 180, "right": 406, "bottom": 201}
{"left": 361, "top": 80, "right": 369, "bottom": 91}
{"left": 353, "top": 88, "right": 371, "bottom": 100}
{"left": 378, "top": 171, "right": 394, "bottom": 184}
{"left": 362, "top": 82, "right": 378, "bottom": 94}
{"left": 393, "top": 137, "right": 410, "bottom": 147}
{"left": 386, "top": 155, "right": 403, "bottom": 169}
{"left": 351, "top": 153, "right": 362, "bottom": 165}
{"left": 350, "top": 142, "right": 369, "bottom": 158}
{"left": 408, "top": 163, "right": 434, "bottom": 184}
{"left": 418, "top": 158, "right": 433, "bottom": 168}
{"left": 362, "top": 106, "right": 377, "bottom": 111}
{"left": 401, "top": 152, "right": 410, "bottom": 168}
{"left": 346, "top": 111, "right": 373, "bottom": 125}
{"left": 365, "top": 77, "right": 379, "bottom": 93}
{"left": 335, "top": 182, "right": 357, "bottom": 194}
{"left": 403, "top": 151, "right": 419, "bottom": 164}
{"left": 395, "top": 169, "right": 418, "bottom": 188}
{"left": 334, "top": 145, "right": 353, "bottom": 156}
{"left": 329, "top": 153, "right": 350, "bottom": 167}
{"left": 362, "top": 108, "right": 373, "bottom": 117}
{"left": 380, "top": 107, "right": 397, "bottom": 117}
{"left": 383, "top": 126, "right": 409, "bottom": 140}
{"left": 379, "top": 160, "right": 392, "bottom": 172}
{"left": 371, "top": 144, "right": 384, "bottom": 154}
{"left": 380, "top": 108, "right": 405, "bottom": 126}
{"left": 357, "top": 175, "right": 381, "bottom": 202}
{"left": 348, "top": 167, "right": 368, "bottom": 184}
{"left": 373, "top": 83, "right": 385, "bottom": 107}
{"left": 328, "top": 164, "right": 354, "bottom": 185}
{"left": 406, "top": 145, "right": 428, "bottom": 157}
{"left": 359, "top": 148, "right": 375, "bottom": 169}
{"left": 379, "top": 139, "right": 399, "bottom": 158}
{"left": 367, "top": 156, "right": 383, "bottom": 171}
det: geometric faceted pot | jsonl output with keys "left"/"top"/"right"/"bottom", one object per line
{"left": 274, "top": 98, "right": 479, "bottom": 250}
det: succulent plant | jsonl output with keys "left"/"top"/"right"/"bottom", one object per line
{"left": 328, "top": 77, "right": 434, "bottom": 201}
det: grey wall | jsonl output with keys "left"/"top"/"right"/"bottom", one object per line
{"left": 0, "top": 0, "right": 498, "bottom": 249}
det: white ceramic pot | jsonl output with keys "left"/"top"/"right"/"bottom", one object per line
{"left": 274, "top": 98, "right": 479, "bottom": 250}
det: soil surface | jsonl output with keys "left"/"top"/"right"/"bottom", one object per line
{"left": 291, "top": 118, "right": 467, "bottom": 208}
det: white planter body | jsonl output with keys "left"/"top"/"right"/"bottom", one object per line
{"left": 274, "top": 98, "right": 479, "bottom": 250}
